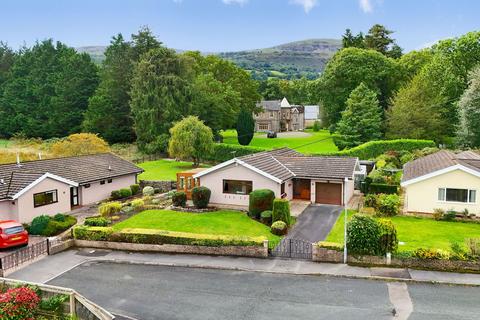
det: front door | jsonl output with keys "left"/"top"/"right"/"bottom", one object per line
{"left": 70, "top": 187, "right": 79, "bottom": 207}
{"left": 293, "top": 179, "right": 311, "bottom": 200}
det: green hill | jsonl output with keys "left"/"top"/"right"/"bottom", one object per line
{"left": 76, "top": 38, "right": 342, "bottom": 79}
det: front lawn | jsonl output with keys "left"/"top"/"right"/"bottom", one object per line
{"left": 221, "top": 129, "right": 338, "bottom": 154}
{"left": 326, "top": 212, "right": 480, "bottom": 252}
{"left": 137, "top": 159, "right": 210, "bottom": 181}
{"left": 113, "top": 209, "right": 279, "bottom": 242}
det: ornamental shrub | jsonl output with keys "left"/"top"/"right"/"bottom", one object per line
{"left": 248, "top": 189, "right": 275, "bottom": 219}
{"left": 432, "top": 208, "right": 445, "bottom": 220}
{"left": 41, "top": 215, "right": 77, "bottom": 237}
{"left": 172, "top": 191, "right": 187, "bottom": 207}
{"left": 192, "top": 186, "right": 211, "bottom": 209}
{"left": 98, "top": 201, "right": 122, "bottom": 217}
{"left": 443, "top": 210, "right": 457, "bottom": 221}
{"left": 110, "top": 190, "right": 122, "bottom": 200}
{"left": 312, "top": 120, "right": 321, "bottom": 132}
{"left": 376, "top": 194, "right": 400, "bottom": 216}
{"left": 378, "top": 219, "right": 398, "bottom": 254}
{"left": 413, "top": 248, "right": 450, "bottom": 260}
{"left": 364, "top": 194, "right": 378, "bottom": 208}
{"left": 73, "top": 226, "right": 114, "bottom": 241}
{"left": 271, "top": 221, "right": 288, "bottom": 236}
{"left": 346, "top": 214, "right": 381, "bottom": 255}
{"left": 0, "top": 286, "right": 40, "bottom": 320}
{"left": 29, "top": 215, "right": 51, "bottom": 235}
{"left": 260, "top": 210, "right": 272, "bottom": 225}
{"left": 84, "top": 217, "right": 110, "bottom": 227}
{"left": 130, "top": 199, "right": 145, "bottom": 209}
{"left": 272, "top": 198, "right": 291, "bottom": 226}
{"left": 130, "top": 184, "right": 140, "bottom": 195}
{"left": 119, "top": 188, "right": 133, "bottom": 198}
{"left": 142, "top": 186, "right": 155, "bottom": 196}
{"left": 53, "top": 213, "right": 66, "bottom": 222}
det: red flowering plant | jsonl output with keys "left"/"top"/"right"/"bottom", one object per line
{"left": 0, "top": 286, "right": 40, "bottom": 320}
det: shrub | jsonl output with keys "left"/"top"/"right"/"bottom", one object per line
{"left": 378, "top": 219, "right": 398, "bottom": 254}
{"left": 110, "top": 190, "right": 122, "bottom": 200}
{"left": 368, "top": 183, "right": 398, "bottom": 195}
{"left": 84, "top": 217, "right": 110, "bottom": 227}
{"left": 317, "top": 241, "right": 343, "bottom": 251}
{"left": 119, "top": 188, "right": 133, "bottom": 198}
{"left": 450, "top": 242, "right": 469, "bottom": 261}
{"left": 143, "top": 186, "right": 155, "bottom": 196}
{"left": 272, "top": 198, "right": 291, "bottom": 226}
{"left": 260, "top": 210, "right": 272, "bottom": 225}
{"left": 443, "top": 210, "right": 457, "bottom": 221}
{"left": 347, "top": 215, "right": 381, "bottom": 255}
{"left": 248, "top": 189, "right": 275, "bottom": 219}
{"left": 0, "top": 286, "right": 40, "bottom": 320}
{"left": 466, "top": 238, "right": 480, "bottom": 256}
{"left": 121, "top": 206, "right": 135, "bottom": 214}
{"left": 41, "top": 215, "right": 77, "bottom": 236}
{"left": 29, "top": 215, "right": 51, "bottom": 235}
{"left": 98, "top": 201, "right": 122, "bottom": 217}
{"left": 271, "top": 221, "right": 288, "bottom": 236}
{"left": 130, "top": 184, "right": 140, "bottom": 195}
{"left": 172, "top": 191, "right": 187, "bottom": 207}
{"left": 53, "top": 213, "right": 65, "bottom": 222}
{"left": 413, "top": 248, "right": 450, "bottom": 260}
{"left": 192, "top": 186, "right": 211, "bottom": 209}
{"left": 432, "top": 208, "right": 445, "bottom": 220}
{"left": 376, "top": 194, "right": 400, "bottom": 216}
{"left": 131, "top": 199, "right": 145, "bottom": 209}
{"left": 73, "top": 226, "right": 114, "bottom": 241}
{"left": 312, "top": 120, "right": 321, "bottom": 132}
{"left": 364, "top": 194, "right": 378, "bottom": 208}
{"left": 39, "top": 294, "right": 68, "bottom": 316}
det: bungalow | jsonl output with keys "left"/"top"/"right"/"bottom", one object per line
{"left": 0, "top": 153, "right": 143, "bottom": 223}
{"left": 401, "top": 150, "right": 480, "bottom": 214}
{"left": 193, "top": 148, "right": 359, "bottom": 207}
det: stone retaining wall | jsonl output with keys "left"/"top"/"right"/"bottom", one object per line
{"left": 313, "top": 246, "right": 480, "bottom": 272}
{"left": 140, "top": 180, "right": 176, "bottom": 193}
{"left": 74, "top": 240, "right": 269, "bottom": 258}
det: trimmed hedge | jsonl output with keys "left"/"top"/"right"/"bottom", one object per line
{"left": 29, "top": 214, "right": 77, "bottom": 236}
{"left": 84, "top": 217, "right": 110, "bottom": 227}
{"left": 368, "top": 183, "right": 398, "bottom": 195}
{"left": 272, "top": 198, "right": 291, "bottom": 226}
{"left": 172, "top": 191, "right": 187, "bottom": 207}
{"left": 73, "top": 226, "right": 264, "bottom": 247}
{"left": 260, "top": 210, "right": 272, "bottom": 225}
{"left": 205, "top": 144, "right": 266, "bottom": 162}
{"left": 315, "top": 139, "right": 435, "bottom": 160}
{"left": 130, "top": 184, "right": 140, "bottom": 195}
{"left": 317, "top": 241, "right": 343, "bottom": 251}
{"left": 248, "top": 189, "right": 275, "bottom": 219}
{"left": 192, "top": 186, "right": 211, "bottom": 209}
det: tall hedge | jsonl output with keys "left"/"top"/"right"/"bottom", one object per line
{"left": 248, "top": 189, "right": 275, "bottom": 219}
{"left": 315, "top": 139, "right": 435, "bottom": 160}
{"left": 272, "top": 198, "right": 291, "bottom": 226}
{"left": 204, "top": 144, "right": 266, "bottom": 163}
{"left": 346, "top": 215, "right": 381, "bottom": 255}
{"left": 236, "top": 109, "right": 255, "bottom": 146}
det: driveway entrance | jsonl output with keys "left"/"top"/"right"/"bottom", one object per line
{"left": 287, "top": 204, "right": 343, "bottom": 243}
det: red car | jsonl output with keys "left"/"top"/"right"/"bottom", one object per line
{"left": 0, "top": 220, "right": 29, "bottom": 249}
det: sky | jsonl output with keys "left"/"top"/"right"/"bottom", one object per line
{"left": 1, "top": 0, "right": 479, "bottom": 52}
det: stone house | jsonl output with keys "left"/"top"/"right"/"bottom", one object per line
{"left": 254, "top": 98, "right": 305, "bottom": 132}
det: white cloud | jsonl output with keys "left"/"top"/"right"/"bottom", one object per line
{"left": 222, "top": 0, "right": 249, "bottom": 5}
{"left": 290, "top": 0, "right": 318, "bottom": 13}
{"left": 359, "top": 0, "right": 373, "bottom": 13}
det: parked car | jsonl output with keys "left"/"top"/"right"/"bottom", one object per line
{"left": 0, "top": 220, "right": 29, "bottom": 249}
{"left": 266, "top": 130, "right": 277, "bottom": 138}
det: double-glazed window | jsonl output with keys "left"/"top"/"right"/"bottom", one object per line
{"left": 223, "top": 180, "right": 252, "bottom": 195}
{"left": 438, "top": 188, "right": 476, "bottom": 203}
{"left": 33, "top": 190, "right": 58, "bottom": 208}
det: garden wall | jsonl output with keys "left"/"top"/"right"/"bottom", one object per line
{"left": 74, "top": 239, "right": 269, "bottom": 258}
{"left": 312, "top": 246, "right": 480, "bottom": 273}
{"left": 140, "top": 180, "right": 176, "bottom": 193}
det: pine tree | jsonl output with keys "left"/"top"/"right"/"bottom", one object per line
{"left": 236, "top": 109, "right": 255, "bottom": 146}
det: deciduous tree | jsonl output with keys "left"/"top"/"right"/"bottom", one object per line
{"left": 456, "top": 66, "right": 480, "bottom": 148}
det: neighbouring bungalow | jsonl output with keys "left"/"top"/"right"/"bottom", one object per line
{"left": 0, "top": 153, "right": 143, "bottom": 223}
{"left": 401, "top": 150, "right": 480, "bottom": 214}
{"left": 193, "top": 148, "right": 359, "bottom": 207}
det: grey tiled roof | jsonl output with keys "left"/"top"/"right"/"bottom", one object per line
{"left": 256, "top": 100, "right": 281, "bottom": 111}
{"left": 0, "top": 153, "right": 143, "bottom": 200}
{"left": 402, "top": 150, "right": 480, "bottom": 183}
{"left": 238, "top": 148, "right": 357, "bottom": 181}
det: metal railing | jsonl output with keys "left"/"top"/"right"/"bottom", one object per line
{"left": 0, "top": 239, "right": 48, "bottom": 271}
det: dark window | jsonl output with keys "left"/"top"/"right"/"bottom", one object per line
{"left": 281, "top": 182, "right": 285, "bottom": 195}
{"left": 107, "top": 179, "right": 113, "bottom": 183}
{"left": 438, "top": 188, "right": 476, "bottom": 203}
{"left": 84, "top": 184, "right": 91, "bottom": 188}
{"left": 4, "top": 226, "right": 24, "bottom": 235}
{"left": 33, "top": 190, "right": 58, "bottom": 208}
{"left": 223, "top": 180, "right": 253, "bottom": 195}
{"left": 100, "top": 180, "right": 106, "bottom": 185}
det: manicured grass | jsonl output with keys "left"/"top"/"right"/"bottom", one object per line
{"left": 137, "top": 159, "right": 210, "bottom": 181}
{"left": 326, "top": 212, "right": 480, "bottom": 252}
{"left": 221, "top": 129, "right": 338, "bottom": 154}
{"left": 113, "top": 209, "right": 279, "bottom": 242}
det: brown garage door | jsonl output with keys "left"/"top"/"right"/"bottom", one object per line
{"left": 315, "top": 182, "right": 342, "bottom": 205}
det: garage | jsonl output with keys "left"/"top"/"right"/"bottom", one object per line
{"left": 315, "top": 182, "right": 342, "bottom": 205}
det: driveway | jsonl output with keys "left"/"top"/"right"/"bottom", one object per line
{"left": 287, "top": 204, "right": 342, "bottom": 243}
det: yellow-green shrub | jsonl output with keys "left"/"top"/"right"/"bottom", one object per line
{"left": 98, "top": 201, "right": 122, "bottom": 217}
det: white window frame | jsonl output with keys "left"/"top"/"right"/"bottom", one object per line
{"left": 437, "top": 187, "right": 476, "bottom": 204}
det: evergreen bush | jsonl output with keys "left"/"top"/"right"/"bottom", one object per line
{"left": 248, "top": 189, "right": 275, "bottom": 219}
{"left": 191, "top": 186, "right": 211, "bottom": 209}
{"left": 272, "top": 198, "right": 291, "bottom": 226}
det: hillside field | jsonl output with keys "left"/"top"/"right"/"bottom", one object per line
{"left": 221, "top": 129, "right": 338, "bottom": 154}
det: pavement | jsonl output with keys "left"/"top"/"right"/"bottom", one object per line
{"left": 287, "top": 204, "right": 342, "bottom": 242}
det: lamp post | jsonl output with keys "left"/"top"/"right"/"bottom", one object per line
{"left": 343, "top": 177, "right": 348, "bottom": 264}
